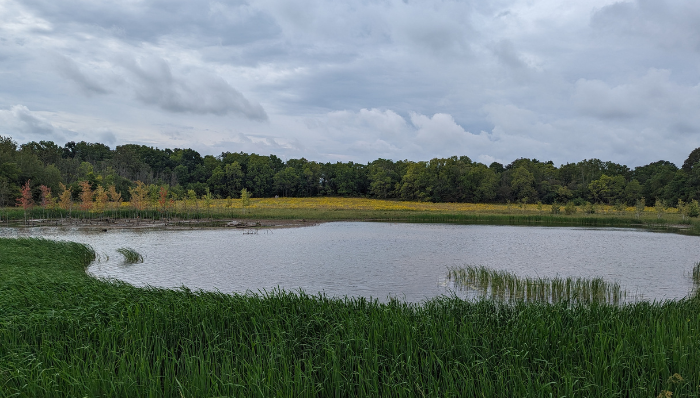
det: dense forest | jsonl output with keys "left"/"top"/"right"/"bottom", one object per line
{"left": 1, "top": 135, "right": 699, "bottom": 209}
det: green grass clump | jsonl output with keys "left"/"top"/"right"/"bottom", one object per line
{"left": 116, "top": 247, "right": 144, "bottom": 263}
{"left": 448, "top": 265, "right": 628, "bottom": 305}
{"left": 1, "top": 237, "right": 700, "bottom": 397}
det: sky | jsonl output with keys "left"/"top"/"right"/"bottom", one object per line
{"left": 1, "top": 0, "right": 699, "bottom": 168}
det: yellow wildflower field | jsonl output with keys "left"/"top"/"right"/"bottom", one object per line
{"left": 166, "top": 196, "right": 666, "bottom": 215}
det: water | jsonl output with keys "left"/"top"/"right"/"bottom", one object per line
{"left": 2, "top": 222, "right": 699, "bottom": 303}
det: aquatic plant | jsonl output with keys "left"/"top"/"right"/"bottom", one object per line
{"left": 693, "top": 261, "right": 700, "bottom": 286}
{"left": 116, "top": 247, "right": 144, "bottom": 263}
{"left": 447, "top": 265, "right": 628, "bottom": 305}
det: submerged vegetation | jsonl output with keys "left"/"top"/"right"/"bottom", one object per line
{"left": 1, "top": 237, "right": 700, "bottom": 397}
{"left": 116, "top": 247, "right": 143, "bottom": 263}
{"left": 448, "top": 265, "right": 628, "bottom": 305}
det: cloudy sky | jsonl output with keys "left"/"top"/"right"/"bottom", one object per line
{"left": 1, "top": 0, "right": 699, "bottom": 167}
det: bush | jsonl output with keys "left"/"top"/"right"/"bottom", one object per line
{"left": 689, "top": 199, "right": 700, "bottom": 218}
{"left": 584, "top": 203, "right": 596, "bottom": 214}
{"left": 564, "top": 201, "right": 577, "bottom": 215}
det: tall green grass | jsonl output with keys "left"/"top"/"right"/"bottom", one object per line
{"left": 1, "top": 237, "right": 699, "bottom": 397}
{"left": 448, "top": 265, "right": 628, "bottom": 305}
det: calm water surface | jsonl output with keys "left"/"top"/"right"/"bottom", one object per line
{"left": 3, "top": 222, "right": 699, "bottom": 303}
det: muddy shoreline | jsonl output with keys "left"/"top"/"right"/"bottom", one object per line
{"left": 4, "top": 217, "right": 323, "bottom": 230}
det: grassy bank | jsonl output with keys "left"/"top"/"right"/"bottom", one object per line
{"left": 1, "top": 238, "right": 700, "bottom": 397}
{"left": 2, "top": 197, "right": 700, "bottom": 234}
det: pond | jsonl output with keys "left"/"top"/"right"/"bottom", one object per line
{"left": 2, "top": 222, "right": 699, "bottom": 303}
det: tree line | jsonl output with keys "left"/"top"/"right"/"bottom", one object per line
{"left": 1, "top": 135, "right": 700, "bottom": 209}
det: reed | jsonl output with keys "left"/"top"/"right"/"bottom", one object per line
{"left": 692, "top": 261, "right": 700, "bottom": 286}
{"left": 116, "top": 247, "right": 144, "bottom": 263}
{"left": 1, "top": 237, "right": 700, "bottom": 397}
{"left": 448, "top": 265, "right": 628, "bottom": 305}
{"left": 3, "top": 199, "right": 699, "bottom": 235}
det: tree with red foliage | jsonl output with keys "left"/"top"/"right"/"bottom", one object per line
{"left": 158, "top": 186, "right": 173, "bottom": 213}
{"left": 16, "top": 180, "right": 33, "bottom": 223}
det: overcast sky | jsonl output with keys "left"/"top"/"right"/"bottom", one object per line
{"left": 1, "top": 0, "right": 699, "bottom": 167}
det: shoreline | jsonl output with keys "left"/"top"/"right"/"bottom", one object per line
{"left": 3, "top": 217, "right": 323, "bottom": 230}
{"left": 1, "top": 215, "right": 698, "bottom": 236}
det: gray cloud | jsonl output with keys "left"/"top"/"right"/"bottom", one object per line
{"left": 113, "top": 55, "right": 267, "bottom": 120}
{"left": 52, "top": 53, "right": 110, "bottom": 96}
{"left": 591, "top": 1, "right": 700, "bottom": 51}
{"left": 2, "top": 0, "right": 700, "bottom": 167}
{"left": 20, "top": 0, "right": 280, "bottom": 46}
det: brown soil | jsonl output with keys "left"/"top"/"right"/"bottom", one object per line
{"left": 13, "top": 218, "right": 323, "bottom": 230}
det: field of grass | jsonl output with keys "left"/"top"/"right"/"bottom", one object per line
{"left": 1, "top": 237, "right": 700, "bottom": 397}
{"left": 2, "top": 197, "right": 699, "bottom": 234}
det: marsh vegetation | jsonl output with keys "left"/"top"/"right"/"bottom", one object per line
{"left": 116, "top": 247, "right": 143, "bottom": 263}
{"left": 3, "top": 197, "right": 700, "bottom": 237}
{"left": 448, "top": 265, "right": 628, "bottom": 305}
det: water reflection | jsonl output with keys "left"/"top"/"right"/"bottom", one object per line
{"left": 2, "top": 222, "right": 699, "bottom": 303}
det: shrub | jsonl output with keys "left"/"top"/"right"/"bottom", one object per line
{"left": 688, "top": 199, "right": 700, "bottom": 218}
{"left": 564, "top": 201, "right": 577, "bottom": 215}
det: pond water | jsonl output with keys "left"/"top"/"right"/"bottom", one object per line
{"left": 2, "top": 222, "right": 699, "bottom": 303}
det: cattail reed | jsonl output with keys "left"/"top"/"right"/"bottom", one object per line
{"left": 116, "top": 247, "right": 144, "bottom": 263}
{"left": 448, "top": 265, "right": 628, "bottom": 305}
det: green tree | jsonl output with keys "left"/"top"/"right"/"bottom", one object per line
{"left": 240, "top": 188, "right": 251, "bottom": 209}
{"left": 510, "top": 167, "right": 537, "bottom": 203}
{"left": 274, "top": 167, "right": 300, "bottom": 197}
{"left": 369, "top": 159, "right": 401, "bottom": 199}
{"left": 624, "top": 179, "right": 642, "bottom": 205}
{"left": 246, "top": 155, "right": 275, "bottom": 197}
{"left": 688, "top": 199, "right": 700, "bottom": 218}
{"left": 399, "top": 161, "right": 432, "bottom": 201}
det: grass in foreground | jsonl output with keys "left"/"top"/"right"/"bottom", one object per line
{"left": 1, "top": 237, "right": 700, "bottom": 397}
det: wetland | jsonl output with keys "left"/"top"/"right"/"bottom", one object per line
{"left": 3, "top": 222, "right": 699, "bottom": 303}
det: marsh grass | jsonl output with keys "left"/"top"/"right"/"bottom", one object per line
{"left": 686, "top": 261, "right": 700, "bottom": 298}
{"left": 3, "top": 198, "right": 700, "bottom": 235}
{"left": 116, "top": 247, "right": 143, "bottom": 263}
{"left": 2, "top": 237, "right": 700, "bottom": 397}
{"left": 448, "top": 265, "right": 628, "bottom": 305}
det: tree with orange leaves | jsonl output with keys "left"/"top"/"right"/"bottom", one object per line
{"left": 16, "top": 180, "right": 33, "bottom": 223}
{"left": 129, "top": 181, "right": 148, "bottom": 211}
{"left": 107, "top": 185, "right": 122, "bottom": 212}
{"left": 79, "top": 181, "right": 93, "bottom": 212}
{"left": 93, "top": 185, "right": 109, "bottom": 214}
{"left": 58, "top": 183, "right": 73, "bottom": 216}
